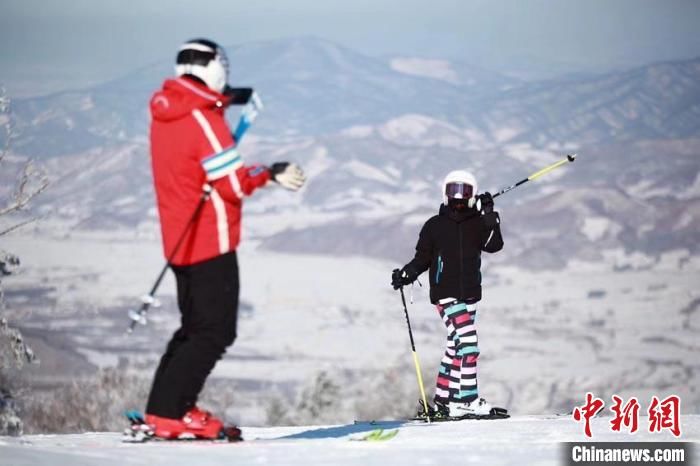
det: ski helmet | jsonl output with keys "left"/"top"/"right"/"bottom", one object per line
{"left": 442, "top": 170, "right": 478, "bottom": 208}
{"left": 175, "top": 38, "right": 229, "bottom": 94}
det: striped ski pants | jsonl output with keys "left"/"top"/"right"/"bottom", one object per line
{"left": 434, "top": 300, "right": 479, "bottom": 405}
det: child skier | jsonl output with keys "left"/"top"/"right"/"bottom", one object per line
{"left": 391, "top": 170, "right": 505, "bottom": 419}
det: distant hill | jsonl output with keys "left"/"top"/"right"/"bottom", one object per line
{"left": 2, "top": 37, "right": 699, "bottom": 268}
{"left": 7, "top": 37, "right": 699, "bottom": 158}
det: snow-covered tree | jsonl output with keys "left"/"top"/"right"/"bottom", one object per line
{"left": 0, "top": 87, "right": 46, "bottom": 436}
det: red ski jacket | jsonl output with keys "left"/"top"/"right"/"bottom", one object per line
{"left": 150, "top": 77, "right": 270, "bottom": 266}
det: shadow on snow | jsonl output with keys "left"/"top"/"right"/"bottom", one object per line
{"left": 276, "top": 421, "right": 409, "bottom": 440}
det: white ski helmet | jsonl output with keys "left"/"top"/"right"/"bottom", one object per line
{"left": 442, "top": 170, "right": 478, "bottom": 207}
{"left": 175, "top": 38, "right": 229, "bottom": 94}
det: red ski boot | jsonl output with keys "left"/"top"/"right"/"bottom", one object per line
{"left": 145, "top": 407, "right": 226, "bottom": 440}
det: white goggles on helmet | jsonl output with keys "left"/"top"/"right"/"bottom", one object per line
{"left": 445, "top": 182, "right": 474, "bottom": 200}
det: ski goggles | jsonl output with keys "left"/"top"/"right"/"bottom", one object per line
{"left": 445, "top": 182, "right": 474, "bottom": 200}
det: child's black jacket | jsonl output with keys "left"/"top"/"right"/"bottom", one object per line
{"left": 403, "top": 204, "right": 503, "bottom": 304}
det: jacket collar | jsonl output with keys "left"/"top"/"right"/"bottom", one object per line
{"left": 438, "top": 203, "right": 479, "bottom": 223}
{"left": 171, "top": 77, "right": 230, "bottom": 107}
{"left": 150, "top": 77, "right": 231, "bottom": 122}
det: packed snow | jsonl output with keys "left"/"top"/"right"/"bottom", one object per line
{"left": 3, "top": 232, "right": 699, "bottom": 428}
{"left": 1, "top": 415, "right": 697, "bottom": 466}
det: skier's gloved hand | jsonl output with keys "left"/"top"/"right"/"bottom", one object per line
{"left": 0, "top": 253, "right": 20, "bottom": 276}
{"left": 391, "top": 268, "right": 415, "bottom": 290}
{"left": 482, "top": 211, "right": 500, "bottom": 228}
{"left": 476, "top": 192, "right": 494, "bottom": 214}
{"left": 269, "top": 162, "right": 306, "bottom": 191}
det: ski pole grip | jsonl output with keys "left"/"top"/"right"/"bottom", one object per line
{"left": 492, "top": 153, "right": 577, "bottom": 198}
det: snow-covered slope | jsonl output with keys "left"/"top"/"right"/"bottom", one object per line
{"left": 3, "top": 233, "right": 700, "bottom": 426}
{"left": 1, "top": 416, "right": 697, "bottom": 466}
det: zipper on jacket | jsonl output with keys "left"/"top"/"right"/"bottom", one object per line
{"left": 458, "top": 222, "right": 464, "bottom": 298}
{"left": 436, "top": 255, "right": 443, "bottom": 284}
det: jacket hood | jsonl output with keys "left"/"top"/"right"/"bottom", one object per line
{"left": 150, "top": 77, "right": 230, "bottom": 122}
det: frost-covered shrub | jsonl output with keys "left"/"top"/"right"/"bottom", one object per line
{"left": 266, "top": 370, "right": 342, "bottom": 426}
{"left": 21, "top": 368, "right": 150, "bottom": 434}
{"left": 1, "top": 267, "right": 38, "bottom": 436}
{"left": 0, "top": 86, "right": 47, "bottom": 436}
{"left": 0, "top": 387, "right": 22, "bottom": 436}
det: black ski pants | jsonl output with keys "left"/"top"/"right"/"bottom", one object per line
{"left": 146, "top": 251, "right": 239, "bottom": 419}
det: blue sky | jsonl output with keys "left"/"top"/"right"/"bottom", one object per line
{"left": 1, "top": 0, "right": 699, "bottom": 96}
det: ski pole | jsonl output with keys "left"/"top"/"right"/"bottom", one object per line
{"left": 127, "top": 185, "right": 212, "bottom": 334}
{"left": 398, "top": 286, "right": 431, "bottom": 423}
{"left": 492, "top": 153, "right": 576, "bottom": 199}
{"left": 233, "top": 92, "right": 263, "bottom": 142}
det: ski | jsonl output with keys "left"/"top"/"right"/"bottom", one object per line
{"left": 416, "top": 407, "right": 510, "bottom": 422}
{"left": 350, "top": 428, "right": 399, "bottom": 442}
{"left": 353, "top": 400, "right": 509, "bottom": 425}
{"left": 353, "top": 411, "right": 509, "bottom": 426}
{"left": 421, "top": 399, "right": 509, "bottom": 421}
{"left": 122, "top": 410, "right": 243, "bottom": 443}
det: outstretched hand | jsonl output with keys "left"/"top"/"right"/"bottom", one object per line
{"left": 269, "top": 162, "right": 306, "bottom": 191}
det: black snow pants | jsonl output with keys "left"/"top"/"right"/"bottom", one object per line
{"left": 146, "top": 251, "right": 239, "bottom": 419}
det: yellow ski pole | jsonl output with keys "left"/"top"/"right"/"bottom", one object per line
{"left": 492, "top": 153, "right": 576, "bottom": 199}
{"left": 399, "top": 286, "right": 431, "bottom": 423}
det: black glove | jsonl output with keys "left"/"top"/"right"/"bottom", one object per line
{"left": 391, "top": 268, "right": 415, "bottom": 290}
{"left": 269, "top": 162, "right": 306, "bottom": 191}
{"left": 477, "top": 192, "right": 494, "bottom": 214}
{"left": 482, "top": 211, "right": 500, "bottom": 228}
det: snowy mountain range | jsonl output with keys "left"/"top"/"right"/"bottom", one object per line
{"left": 2, "top": 37, "right": 699, "bottom": 268}
{"left": 7, "top": 37, "right": 700, "bottom": 155}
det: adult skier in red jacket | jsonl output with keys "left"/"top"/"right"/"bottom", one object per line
{"left": 144, "top": 38, "right": 305, "bottom": 439}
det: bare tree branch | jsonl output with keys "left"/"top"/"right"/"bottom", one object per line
{"left": 0, "top": 217, "right": 40, "bottom": 237}
{"left": 0, "top": 161, "right": 49, "bottom": 218}
{"left": 0, "top": 89, "right": 49, "bottom": 230}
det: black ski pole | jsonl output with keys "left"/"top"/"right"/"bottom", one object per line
{"left": 398, "top": 286, "right": 431, "bottom": 423}
{"left": 126, "top": 185, "right": 212, "bottom": 334}
{"left": 492, "top": 153, "right": 576, "bottom": 199}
